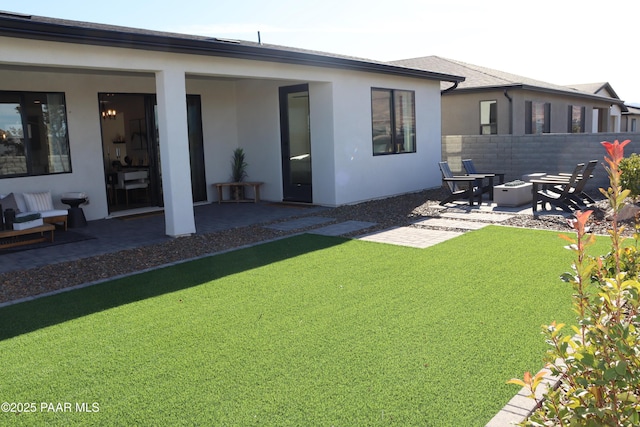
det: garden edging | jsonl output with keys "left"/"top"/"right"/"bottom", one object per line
{"left": 485, "top": 366, "right": 561, "bottom": 426}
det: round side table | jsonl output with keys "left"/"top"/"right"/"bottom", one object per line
{"left": 61, "top": 194, "right": 88, "bottom": 228}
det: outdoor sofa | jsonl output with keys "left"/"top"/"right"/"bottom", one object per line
{"left": 0, "top": 191, "right": 68, "bottom": 230}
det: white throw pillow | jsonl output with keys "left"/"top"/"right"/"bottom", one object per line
{"left": 23, "top": 191, "right": 54, "bottom": 212}
{"left": 12, "top": 192, "right": 28, "bottom": 213}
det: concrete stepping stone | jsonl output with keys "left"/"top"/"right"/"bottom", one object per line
{"left": 358, "top": 226, "right": 462, "bottom": 249}
{"left": 413, "top": 217, "right": 489, "bottom": 230}
{"left": 309, "top": 220, "right": 377, "bottom": 236}
{"left": 440, "top": 212, "right": 513, "bottom": 222}
{"left": 264, "top": 216, "right": 335, "bottom": 231}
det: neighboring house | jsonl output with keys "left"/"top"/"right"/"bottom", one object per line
{"left": 622, "top": 105, "right": 640, "bottom": 133}
{"left": 390, "top": 56, "right": 624, "bottom": 136}
{"left": 0, "top": 11, "right": 463, "bottom": 236}
{"left": 571, "top": 82, "right": 640, "bottom": 134}
{"left": 566, "top": 82, "right": 626, "bottom": 133}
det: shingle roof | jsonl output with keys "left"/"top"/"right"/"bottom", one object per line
{"left": 390, "top": 56, "right": 622, "bottom": 104}
{"left": 0, "top": 11, "right": 464, "bottom": 84}
{"left": 566, "top": 82, "right": 609, "bottom": 94}
{"left": 624, "top": 105, "right": 640, "bottom": 115}
{"left": 566, "top": 82, "right": 621, "bottom": 100}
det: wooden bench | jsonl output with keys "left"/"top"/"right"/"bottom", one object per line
{"left": 0, "top": 224, "right": 55, "bottom": 249}
{"left": 213, "top": 182, "right": 264, "bottom": 204}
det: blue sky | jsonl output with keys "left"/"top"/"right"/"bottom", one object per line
{"left": 3, "top": 0, "right": 640, "bottom": 104}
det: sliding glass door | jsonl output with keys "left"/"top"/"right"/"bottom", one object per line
{"left": 99, "top": 93, "right": 206, "bottom": 212}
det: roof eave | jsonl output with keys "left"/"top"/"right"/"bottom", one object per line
{"left": 0, "top": 16, "right": 465, "bottom": 84}
{"left": 445, "top": 84, "right": 624, "bottom": 104}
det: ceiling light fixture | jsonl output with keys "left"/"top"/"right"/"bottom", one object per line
{"left": 102, "top": 109, "right": 117, "bottom": 120}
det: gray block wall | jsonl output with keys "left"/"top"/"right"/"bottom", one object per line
{"left": 442, "top": 133, "right": 639, "bottom": 192}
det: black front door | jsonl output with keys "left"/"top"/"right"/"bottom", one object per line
{"left": 279, "top": 84, "right": 312, "bottom": 203}
{"left": 186, "top": 95, "right": 207, "bottom": 202}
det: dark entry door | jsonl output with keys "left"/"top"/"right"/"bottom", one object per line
{"left": 279, "top": 84, "right": 312, "bottom": 203}
{"left": 186, "top": 95, "right": 207, "bottom": 202}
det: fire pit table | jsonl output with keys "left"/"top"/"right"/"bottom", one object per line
{"left": 493, "top": 181, "right": 533, "bottom": 207}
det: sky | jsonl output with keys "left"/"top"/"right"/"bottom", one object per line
{"left": 3, "top": 0, "right": 640, "bottom": 105}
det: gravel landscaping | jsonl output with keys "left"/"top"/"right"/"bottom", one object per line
{"left": 0, "top": 187, "right": 633, "bottom": 305}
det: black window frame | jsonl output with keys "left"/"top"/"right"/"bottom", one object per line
{"left": 0, "top": 90, "right": 72, "bottom": 178}
{"left": 479, "top": 100, "right": 498, "bottom": 135}
{"left": 568, "top": 105, "right": 585, "bottom": 133}
{"left": 371, "top": 88, "right": 416, "bottom": 155}
{"left": 525, "top": 100, "right": 550, "bottom": 134}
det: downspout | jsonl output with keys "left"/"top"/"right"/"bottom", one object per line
{"left": 441, "top": 81, "right": 459, "bottom": 94}
{"left": 440, "top": 81, "right": 458, "bottom": 166}
{"left": 503, "top": 89, "right": 513, "bottom": 134}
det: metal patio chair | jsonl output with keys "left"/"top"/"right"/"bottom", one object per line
{"left": 438, "top": 161, "right": 484, "bottom": 206}
{"left": 531, "top": 163, "right": 584, "bottom": 214}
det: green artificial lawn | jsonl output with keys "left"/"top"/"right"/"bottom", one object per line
{"left": 0, "top": 226, "right": 612, "bottom": 426}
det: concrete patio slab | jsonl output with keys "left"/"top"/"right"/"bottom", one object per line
{"left": 357, "top": 226, "right": 463, "bottom": 249}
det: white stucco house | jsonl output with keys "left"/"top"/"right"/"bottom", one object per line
{"left": 0, "top": 11, "right": 463, "bottom": 236}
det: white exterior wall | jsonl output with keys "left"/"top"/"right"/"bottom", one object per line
{"left": 330, "top": 73, "right": 442, "bottom": 205}
{"left": 0, "top": 34, "right": 445, "bottom": 228}
{"left": 185, "top": 79, "right": 239, "bottom": 202}
{"left": 308, "top": 82, "right": 336, "bottom": 205}
{"left": 610, "top": 104, "right": 622, "bottom": 132}
{"left": 234, "top": 80, "right": 285, "bottom": 203}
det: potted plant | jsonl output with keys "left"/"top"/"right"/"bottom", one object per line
{"left": 230, "top": 148, "right": 248, "bottom": 200}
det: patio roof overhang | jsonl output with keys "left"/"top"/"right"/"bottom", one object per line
{"left": 0, "top": 11, "right": 465, "bottom": 85}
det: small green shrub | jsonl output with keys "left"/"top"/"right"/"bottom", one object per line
{"left": 619, "top": 152, "right": 640, "bottom": 200}
{"left": 511, "top": 140, "right": 640, "bottom": 426}
{"left": 230, "top": 147, "right": 248, "bottom": 182}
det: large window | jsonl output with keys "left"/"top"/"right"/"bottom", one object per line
{"left": 0, "top": 91, "right": 71, "bottom": 178}
{"left": 525, "top": 101, "right": 550, "bottom": 134}
{"left": 569, "top": 105, "right": 585, "bottom": 133}
{"left": 371, "top": 88, "right": 416, "bottom": 155}
{"left": 480, "top": 100, "right": 497, "bottom": 134}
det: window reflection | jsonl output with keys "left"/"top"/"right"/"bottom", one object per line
{"left": 0, "top": 91, "right": 71, "bottom": 177}
{"left": 371, "top": 88, "right": 416, "bottom": 155}
{"left": 480, "top": 100, "right": 497, "bottom": 135}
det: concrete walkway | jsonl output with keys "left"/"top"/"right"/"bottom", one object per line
{"left": 357, "top": 210, "right": 516, "bottom": 248}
